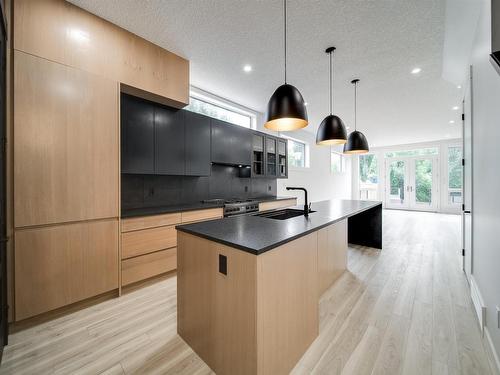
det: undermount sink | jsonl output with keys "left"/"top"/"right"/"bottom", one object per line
{"left": 256, "top": 209, "right": 315, "bottom": 220}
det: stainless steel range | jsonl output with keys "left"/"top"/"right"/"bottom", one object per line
{"left": 202, "top": 198, "right": 259, "bottom": 217}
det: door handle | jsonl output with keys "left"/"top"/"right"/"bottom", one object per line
{"left": 463, "top": 210, "right": 471, "bottom": 214}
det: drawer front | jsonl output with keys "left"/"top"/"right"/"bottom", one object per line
{"left": 121, "top": 212, "right": 181, "bottom": 232}
{"left": 181, "top": 208, "right": 223, "bottom": 223}
{"left": 121, "top": 248, "right": 177, "bottom": 286}
{"left": 121, "top": 225, "right": 177, "bottom": 259}
{"left": 258, "top": 199, "right": 297, "bottom": 212}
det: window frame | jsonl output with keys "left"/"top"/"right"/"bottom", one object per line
{"left": 282, "top": 135, "right": 310, "bottom": 170}
{"left": 187, "top": 87, "right": 258, "bottom": 129}
{"left": 446, "top": 145, "right": 463, "bottom": 206}
{"left": 358, "top": 153, "right": 379, "bottom": 201}
{"left": 330, "top": 150, "right": 345, "bottom": 174}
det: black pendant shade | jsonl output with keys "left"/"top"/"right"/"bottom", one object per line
{"left": 316, "top": 114, "right": 348, "bottom": 145}
{"left": 264, "top": 0, "right": 308, "bottom": 131}
{"left": 343, "top": 79, "right": 369, "bottom": 154}
{"left": 343, "top": 130, "right": 369, "bottom": 154}
{"left": 265, "top": 84, "right": 308, "bottom": 131}
{"left": 316, "top": 46, "right": 347, "bottom": 145}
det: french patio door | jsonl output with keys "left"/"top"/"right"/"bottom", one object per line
{"left": 385, "top": 156, "right": 438, "bottom": 211}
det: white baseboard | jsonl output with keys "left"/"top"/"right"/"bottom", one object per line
{"left": 470, "top": 276, "right": 500, "bottom": 375}
{"left": 484, "top": 327, "right": 500, "bottom": 375}
{"left": 470, "top": 276, "right": 486, "bottom": 335}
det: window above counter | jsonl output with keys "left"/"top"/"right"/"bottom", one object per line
{"left": 186, "top": 87, "right": 258, "bottom": 129}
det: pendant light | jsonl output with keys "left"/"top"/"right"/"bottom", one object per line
{"left": 344, "top": 79, "right": 369, "bottom": 154}
{"left": 264, "top": 0, "right": 308, "bottom": 131}
{"left": 316, "top": 47, "right": 347, "bottom": 145}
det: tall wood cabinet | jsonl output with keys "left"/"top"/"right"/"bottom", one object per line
{"left": 11, "top": 0, "right": 190, "bottom": 320}
{"left": 13, "top": 51, "right": 119, "bottom": 227}
{"left": 13, "top": 0, "right": 189, "bottom": 107}
{"left": 15, "top": 220, "right": 119, "bottom": 320}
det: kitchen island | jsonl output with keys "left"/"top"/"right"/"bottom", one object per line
{"left": 176, "top": 199, "right": 382, "bottom": 375}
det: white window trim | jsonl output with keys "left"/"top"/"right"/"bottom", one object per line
{"left": 189, "top": 86, "right": 258, "bottom": 129}
{"left": 280, "top": 134, "right": 310, "bottom": 170}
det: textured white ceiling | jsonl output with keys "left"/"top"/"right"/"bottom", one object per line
{"left": 69, "top": 0, "right": 465, "bottom": 147}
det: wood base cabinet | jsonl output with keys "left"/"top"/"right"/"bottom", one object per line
{"left": 14, "top": 220, "right": 119, "bottom": 321}
{"left": 177, "top": 232, "right": 319, "bottom": 375}
{"left": 14, "top": 50, "right": 119, "bottom": 228}
{"left": 317, "top": 219, "right": 347, "bottom": 296}
{"left": 120, "top": 208, "right": 223, "bottom": 287}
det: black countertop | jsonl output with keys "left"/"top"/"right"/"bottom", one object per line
{"left": 176, "top": 199, "right": 382, "bottom": 255}
{"left": 121, "top": 196, "right": 296, "bottom": 218}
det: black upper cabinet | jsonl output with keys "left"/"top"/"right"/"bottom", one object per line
{"left": 278, "top": 138, "right": 288, "bottom": 178}
{"left": 121, "top": 93, "right": 287, "bottom": 178}
{"left": 211, "top": 119, "right": 251, "bottom": 166}
{"left": 251, "top": 132, "right": 265, "bottom": 177}
{"left": 211, "top": 119, "right": 232, "bottom": 165}
{"left": 121, "top": 94, "right": 155, "bottom": 174}
{"left": 185, "top": 111, "right": 211, "bottom": 176}
{"left": 155, "top": 106, "right": 185, "bottom": 175}
{"left": 232, "top": 125, "right": 252, "bottom": 166}
{"left": 265, "top": 136, "right": 278, "bottom": 177}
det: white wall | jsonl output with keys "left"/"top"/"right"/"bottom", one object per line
{"left": 255, "top": 125, "right": 353, "bottom": 205}
{"left": 469, "top": 0, "right": 500, "bottom": 364}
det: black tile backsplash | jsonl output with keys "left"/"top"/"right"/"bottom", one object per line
{"left": 121, "top": 165, "right": 277, "bottom": 210}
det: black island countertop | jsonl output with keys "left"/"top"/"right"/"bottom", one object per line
{"left": 121, "top": 196, "right": 296, "bottom": 218}
{"left": 176, "top": 199, "right": 382, "bottom": 255}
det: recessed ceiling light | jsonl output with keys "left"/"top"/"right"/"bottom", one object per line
{"left": 243, "top": 65, "right": 252, "bottom": 73}
{"left": 304, "top": 102, "right": 308, "bottom": 106}
{"left": 449, "top": 120, "right": 455, "bottom": 124}
{"left": 452, "top": 106, "right": 459, "bottom": 110}
{"left": 411, "top": 67, "right": 421, "bottom": 74}
{"left": 346, "top": 126, "right": 350, "bottom": 130}
{"left": 457, "top": 85, "right": 462, "bottom": 89}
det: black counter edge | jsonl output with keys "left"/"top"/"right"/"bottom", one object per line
{"left": 176, "top": 202, "right": 382, "bottom": 255}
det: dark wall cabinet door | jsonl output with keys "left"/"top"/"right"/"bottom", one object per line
{"left": 211, "top": 119, "right": 232, "bottom": 165}
{"left": 211, "top": 119, "right": 251, "bottom": 166}
{"left": 185, "top": 111, "right": 211, "bottom": 176}
{"left": 278, "top": 139, "right": 288, "bottom": 178}
{"left": 232, "top": 125, "right": 252, "bottom": 166}
{"left": 155, "top": 107, "right": 185, "bottom": 175}
{"left": 121, "top": 94, "right": 155, "bottom": 174}
{"left": 251, "top": 132, "right": 265, "bottom": 177}
{"left": 265, "top": 136, "right": 278, "bottom": 177}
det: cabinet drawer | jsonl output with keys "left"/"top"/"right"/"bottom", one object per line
{"left": 121, "top": 212, "right": 181, "bottom": 232}
{"left": 121, "top": 225, "right": 177, "bottom": 259}
{"left": 122, "top": 248, "right": 176, "bottom": 286}
{"left": 181, "top": 208, "right": 223, "bottom": 223}
{"left": 258, "top": 199, "right": 297, "bottom": 212}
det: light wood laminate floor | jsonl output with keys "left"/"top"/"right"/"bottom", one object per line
{"left": 1, "top": 210, "right": 494, "bottom": 374}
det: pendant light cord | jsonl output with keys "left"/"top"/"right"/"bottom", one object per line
{"left": 329, "top": 51, "right": 333, "bottom": 115}
{"left": 284, "top": 0, "right": 287, "bottom": 84}
{"left": 354, "top": 80, "right": 357, "bottom": 131}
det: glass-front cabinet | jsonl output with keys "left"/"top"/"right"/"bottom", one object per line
{"left": 265, "top": 136, "right": 277, "bottom": 177}
{"left": 252, "top": 133, "right": 265, "bottom": 177}
{"left": 278, "top": 139, "right": 287, "bottom": 178}
{"left": 251, "top": 132, "right": 288, "bottom": 178}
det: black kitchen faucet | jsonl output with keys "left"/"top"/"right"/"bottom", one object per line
{"left": 286, "top": 187, "right": 311, "bottom": 217}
